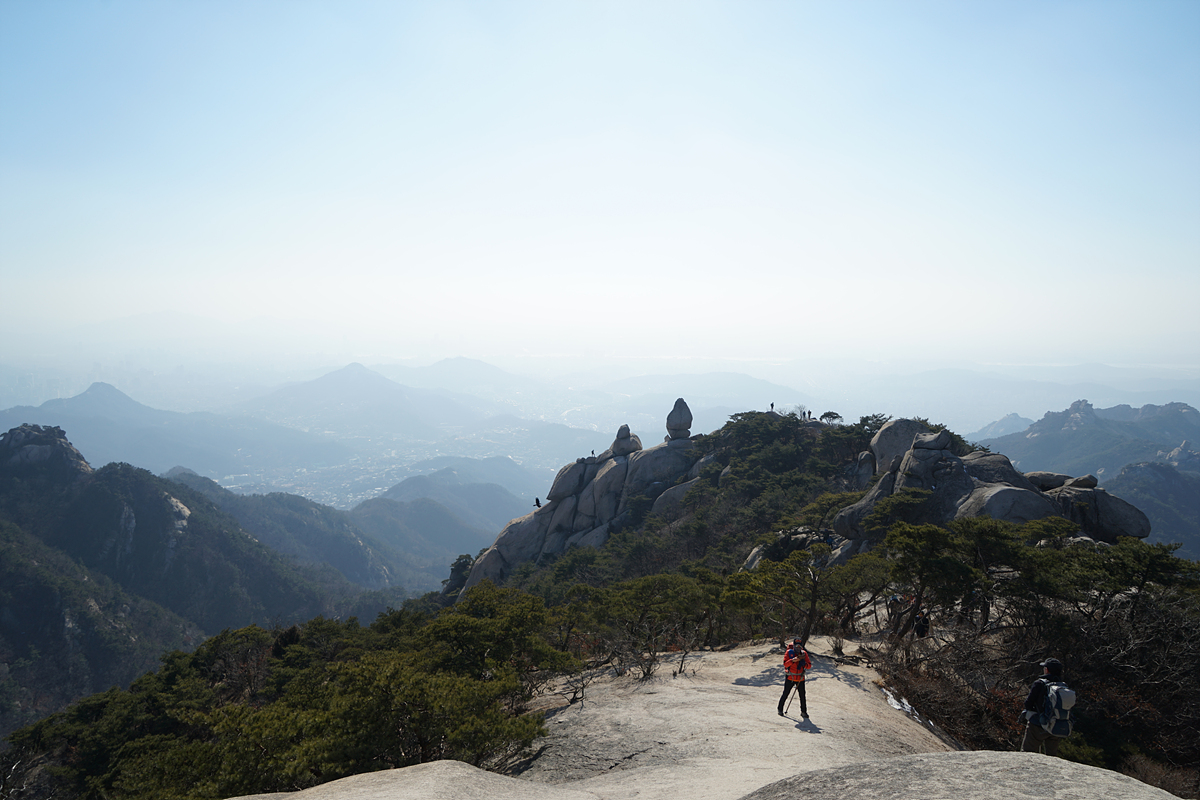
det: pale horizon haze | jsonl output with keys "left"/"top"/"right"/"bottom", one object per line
{"left": 2, "top": 1, "right": 1199, "bottom": 376}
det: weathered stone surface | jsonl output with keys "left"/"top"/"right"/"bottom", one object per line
{"left": 650, "top": 477, "right": 700, "bottom": 519}
{"left": 588, "top": 457, "right": 628, "bottom": 523}
{"left": 666, "top": 397, "right": 693, "bottom": 439}
{"left": 0, "top": 423, "right": 93, "bottom": 482}
{"left": 612, "top": 424, "right": 643, "bottom": 456}
{"left": 1047, "top": 486, "right": 1151, "bottom": 542}
{"left": 738, "top": 751, "right": 1176, "bottom": 800}
{"left": 1065, "top": 473, "right": 1099, "bottom": 489}
{"left": 717, "top": 463, "right": 734, "bottom": 487}
{"left": 832, "top": 470, "right": 896, "bottom": 539}
{"left": 894, "top": 444, "right": 974, "bottom": 526}
{"left": 464, "top": 545, "right": 508, "bottom": 587}
{"left": 226, "top": 758, "right": 601, "bottom": 800}
{"left": 689, "top": 451, "right": 719, "bottom": 480}
{"left": 621, "top": 441, "right": 696, "bottom": 512}
{"left": 870, "top": 419, "right": 931, "bottom": 475}
{"left": 1025, "top": 471, "right": 1072, "bottom": 490}
{"left": 961, "top": 451, "right": 1038, "bottom": 491}
{"left": 852, "top": 451, "right": 875, "bottom": 489}
{"left": 954, "top": 485, "right": 1059, "bottom": 525}
{"left": 571, "top": 523, "right": 610, "bottom": 549}
{"left": 547, "top": 494, "right": 577, "bottom": 537}
{"left": 547, "top": 460, "right": 589, "bottom": 501}
{"left": 912, "top": 429, "right": 952, "bottom": 450}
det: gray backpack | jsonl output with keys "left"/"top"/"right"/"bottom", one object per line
{"left": 1039, "top": 680, "right": 1076, "bottom": 737}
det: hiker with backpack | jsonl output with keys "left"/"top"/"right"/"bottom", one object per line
{"left": 1020, "top": 657, "right": 1076, "bottom": 756}
{"left": 777, "top": 638, "right": 812, "bottom": 719}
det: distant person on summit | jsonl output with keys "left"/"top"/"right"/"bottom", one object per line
{"left": 778, "top": 639, "right": 811, "bottom": 718}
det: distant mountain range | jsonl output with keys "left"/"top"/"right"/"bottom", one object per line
{"left": 964, "top": 413, "right": 1035, "bottom": 441}
{"left": 979, "top": 400, "right": 1200, "bottom": 480}
{"left": 0, "top": 382, "right": 353, "bottom": 477}
{"left": 234, "top": 362, "right": 484, "bottom": 440}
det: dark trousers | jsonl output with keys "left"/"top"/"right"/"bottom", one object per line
{"left": 778, "top": 679, "right": 807, "bottom": 716}
{"left": 1021, "top": 724, "right": 1061, "bottom": 756}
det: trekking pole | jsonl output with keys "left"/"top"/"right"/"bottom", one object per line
{"left": 785, "top": 686, "right": 795, "bottom": 715}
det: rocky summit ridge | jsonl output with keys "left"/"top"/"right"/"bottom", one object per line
{"left": 466, "top": 406, "right": 1152, "bottom": 591}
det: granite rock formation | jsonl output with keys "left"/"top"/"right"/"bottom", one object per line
{"left": 832, "top": 418, "right": 1150, "bottom": 546}
{"left": 462, "top": 402, "right": 701, "bottom": 591}
{"left": 0, "top": 423, "right": 93, "bottom": 482}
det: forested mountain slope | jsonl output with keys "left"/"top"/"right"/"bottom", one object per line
{"left": 0, "top": 424, "right": 400, "bottom": 741}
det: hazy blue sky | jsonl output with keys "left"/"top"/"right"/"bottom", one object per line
{"left": 2, "top": 1, "right": 1198, "bottom": 370}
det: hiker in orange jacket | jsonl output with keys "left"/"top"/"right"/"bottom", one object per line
{"left": 777, "top": 638, "right": 812, "bottom": 718}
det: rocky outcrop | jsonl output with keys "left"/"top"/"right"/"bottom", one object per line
{"left": 0, "top": 423, "right": 93, "bottom": 482}
{"left": 1025, "top": 471, "right": 1072, "bottom": 491}
{"left": 851, "top": 451, "right": 875, "bottom": 489}
{"left": 610, "top": 424, "right": 643, "bottom": 457}
{"left": 1046, "top": 485, "right": 1151, "bottom": 543}
{"left": 463, "top": 403, "right": 700, "bottom": 591}
{"left": 960, "top": 451, "right": 1037, "bottom": 492}
{"left": 871, "top": 419, "right": 930, "bottom": 475}
{"left": 1158, "top": 440, "right": 1200, "bottom": 473}
{"left": 665, "top": 397, "right": 692, "bottom": 440}
{"left": 741, "top": 751, "right": 1176, "bottom": 800}
{"left": 833, "top": 418, "right": 1150, "bottom": 545}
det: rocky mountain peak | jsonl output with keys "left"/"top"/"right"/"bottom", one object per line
{"left": 1063, "top": 399, "right": 1098, "bottom": 430}
{"left": 0, "top": 423, "right": 93, "bottom": 482}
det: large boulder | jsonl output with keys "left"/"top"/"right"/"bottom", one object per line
{"left": 467, "top": 511, "right": 544, "bottom": 585}
{"left": 620, "top": 440, "right": 696, "bottom": 513}
{"left": 740, "top": 750, "right": 1177, "bottom": 800}
{"left": 1025, "top": 471, "right": 1072, "bottom": 491}
{"left": 960, "top": 451, "right": 1038, "bottom": 492}
{"left": 650, "top": 477, "right": 700, "bottom": 519}
{"left": 870, "top": 419, "right": 931, "bottom": 476}
{"left": 575, "top": 456, "right": 628, "bottom": 531}
{"left": 666, "top": 397, "right": 693, "bottom": 440}
{"left": 954, "top": 485, "right": 1059, "bottom": 525}
{"left": 832, "top": 471, "right": 896, "bottom": 540}
{"left": 1047, "top": 486, "right": 1151, "bottom": 543}
{"left": 546, "top": 460, "right": 589, "bottom": 501}
{"left": 611, "top": 424, "right": 643, "bottom": 457}
{"left": 893, "top": 434, "right": 974, "bottom": 523}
